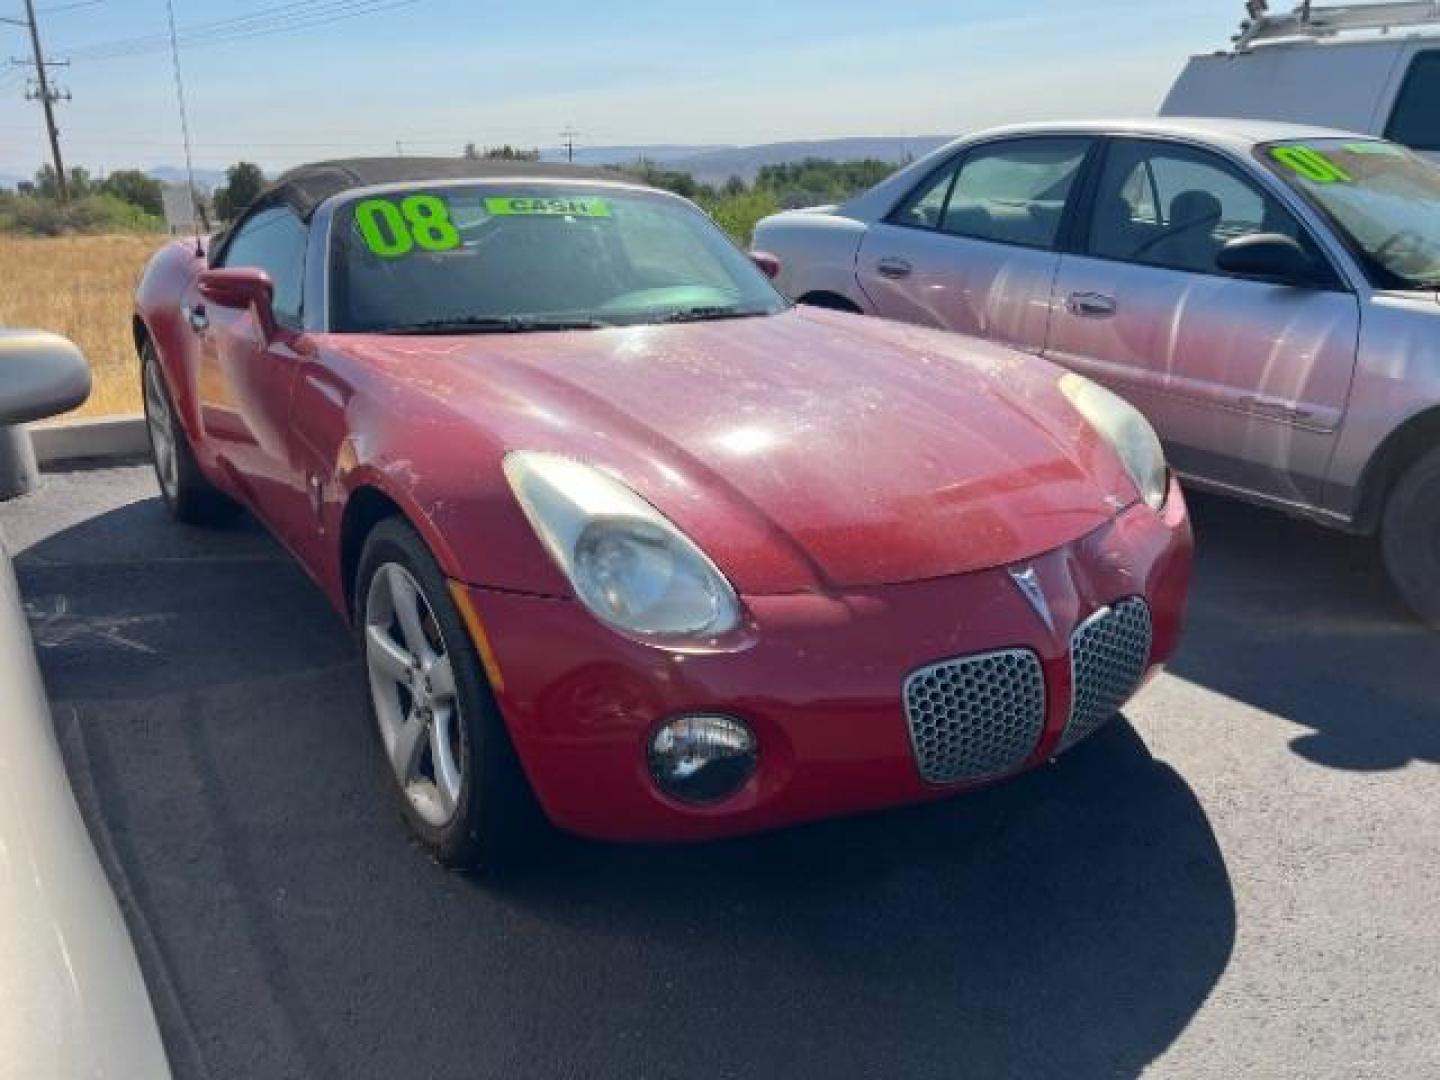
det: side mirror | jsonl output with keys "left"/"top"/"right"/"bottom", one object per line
{"left": 0, "top": 330, "right": 91, "bottom": 425}
{"left": 1217, "top": 233, "right": 1329, "bottom": 288}
{"left": 197, "top": 267, "right": 277, "bottom": 331}
{"left": 750, "top": 251, "right": 781, "bottom": 280}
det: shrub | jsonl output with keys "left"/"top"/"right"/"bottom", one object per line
{"left": 100, "top": 169, "right": 165, "bottom": 217}
{"left": 0, "top": 193, "right": 164, "bottom": 236}
{"left": 698, "top": 190, "right": 781, "bottom": 247}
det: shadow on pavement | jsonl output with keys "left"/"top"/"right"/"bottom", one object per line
{"left": 1171, "top": 491, "right": 1440, "bottom": 772}
{"left": 11, "top": 488, "right": 1234, "bottom": 1079}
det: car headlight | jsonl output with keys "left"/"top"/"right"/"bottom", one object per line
{"left": 1059, "top": 373, "right": 1168, "bottom": 511}
{"left": 504, "top": 451, "right": 742, "bottom": 642}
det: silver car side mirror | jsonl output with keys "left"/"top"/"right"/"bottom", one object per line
{"left": 0, "top": 329, "right": 91, "bottom": 425}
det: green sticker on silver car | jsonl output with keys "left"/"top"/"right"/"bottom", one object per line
{"left": 1344, "top": 141, "right": 1407, "bottom": 157}
{"left": 484, "top": 196, "right": 611, "bottom": 217}
{"left": 1270, "top": 146, "right": 1353, "bottom": 184}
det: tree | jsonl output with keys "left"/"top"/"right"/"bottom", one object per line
{"left": 622, "top": 159, "right": 697, "bottom": 197}
{"left": 463, "top": 142, "right": 480, "bottom": 160}
{"left": 100, "top": 169, "right": 164, "bottom": 217}
{"left": 213, "top": 161, "right": 265, "bottom": 222}
{"left": 483, "top": 144, "right": 540, "bottom": 161}
{"left": 34, "top": 164, "right": 94, "bottom": 199}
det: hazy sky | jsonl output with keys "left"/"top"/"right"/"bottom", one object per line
{"left": 0, "top": 0, "right": 1241, "bottom": 177}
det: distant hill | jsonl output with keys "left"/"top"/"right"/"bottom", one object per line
{"left": 538, "top": 144, "right": 727, "bottom": 167}
{"left": 536, "top": 137, "right": 950, "bottom": 183}
{"left": 5, "top": 138, "right": 951, "bottom": 196}
{"left": 664, "top": 137, "right": 950, "bottom": 185}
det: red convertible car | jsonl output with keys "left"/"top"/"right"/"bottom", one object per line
{"left": 133, "top": 158, "right": 1192, "bottom": 868}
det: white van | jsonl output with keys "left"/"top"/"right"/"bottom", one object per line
{"left": 1162, "top": 2, "right": 1440, "bottom": 158}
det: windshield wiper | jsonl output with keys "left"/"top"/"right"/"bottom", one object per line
{"left": 654, "top": 305, "right": 773, "bottom": 324}
{"left": 378, "top": 315, "right": 609, "bottom": 335}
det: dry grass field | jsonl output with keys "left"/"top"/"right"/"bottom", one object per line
{"left": 0, "top": 233, "right": 165, "bottom": 417}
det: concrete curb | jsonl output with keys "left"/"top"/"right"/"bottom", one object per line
{"left": 29, "top": 413, "right": 148, "bottom": 467}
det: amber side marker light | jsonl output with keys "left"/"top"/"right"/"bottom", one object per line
{"left": 447, "top": 581, "right": 506, "bottom": 693}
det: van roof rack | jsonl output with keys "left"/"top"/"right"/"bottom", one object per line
{"left": 1233, "top": 2, "right": 1440, "bottom": 50}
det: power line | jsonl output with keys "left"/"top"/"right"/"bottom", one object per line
{"left": 62, "top": 0, "right": 384, "bottom": 56}
{"left": 34, "top": 1, "right": 104, "bottom": 14}
{"left": 58, "top": 0, "right": 419, "bottom": 62}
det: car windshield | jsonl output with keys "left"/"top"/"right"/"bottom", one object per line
{"left": 1259, "top": 138, "right": 1440, "bottom": 289}
{"left": 328, "top": 184, "right": 787, "bottom": 333}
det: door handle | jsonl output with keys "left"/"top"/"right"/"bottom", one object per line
{"left": 1239, "top": 395, "right": 1312, "bottom": 422}
{"left": 876, "top": 257, "right": 913, "bottom": 280}
{"left": 185, "top": 303, "right": 210, "bottom": 333}
{"left": 1065, "top": 291, "right": 1116, "bottom": 318}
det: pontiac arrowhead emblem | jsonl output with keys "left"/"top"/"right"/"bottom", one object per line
{"left": 1009, "top": 566, "right": 1055, "bottom": 635}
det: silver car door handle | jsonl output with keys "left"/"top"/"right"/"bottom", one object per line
{"left": 1066, "top": 291, "right": 1116, "bottom": 318}
{"left": 1239, "top": 395, "right": 1312, "bottom": 421}
{"left": 184, "top": 304, "right": 210, "bottom": 333}
{"left": 876, "top": 257, "right": 913, "bottom": 280}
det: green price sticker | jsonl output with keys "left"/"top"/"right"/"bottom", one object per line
{"left": 1270, "top": 146, "right": 1353, "bottom": 184}
{"left": 484, "top": 196, "right": 611, "bottom": 217}
{"left": 354, "top": 194, "right": 461, "bottom": 258}
{"left": 1345, "top": 141, "right": 1406, "bottom": 157}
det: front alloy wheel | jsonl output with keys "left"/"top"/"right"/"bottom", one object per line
{"left": 364, "top": 563, "right": 465, "bottom": 827}
{"left": 354, "top": 518, "right": 545, "bottom": 869}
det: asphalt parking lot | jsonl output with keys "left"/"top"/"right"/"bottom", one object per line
{"left": 2, "top": 463, "right": 1437, "bottom": 1079}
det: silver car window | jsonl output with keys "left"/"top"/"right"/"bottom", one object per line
{"left": 1386, "top": 50, "right": 1440, "bottom": 152}
{"left": 939, "top": 139, "right": 1091, "bottom": 250}
{"left": 1261, "top": 138, "right": 1440, "bottom": 289}
{"left": 1088, "top": 139, "right": 1311, "bottom": 278}
{"left": 885, "top": 138, "right": 1091, "bottom": 251}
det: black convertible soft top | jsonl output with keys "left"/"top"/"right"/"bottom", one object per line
{"left": 255, "top": 157, "right": 640, "bottom": 222}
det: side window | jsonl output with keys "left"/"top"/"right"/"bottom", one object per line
{"left": 1087, "top": 140, "right": 1311, "bottom": 277}
{"left": 889, "top": 161, "right": 960, "bottom": 230}
{"left": 939, "top": 139, "right": 1091, "bottom": 249}
{"left": 219, "top": 207, "right": 308, "bottom": 326}
{"left": 1386, "top": 51, "right": 1440, "bottom": 151}
{"left": 1120, "top": 162, "right": 1159, "bottom": 224}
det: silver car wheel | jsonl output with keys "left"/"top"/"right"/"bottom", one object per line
{"left": 364, "top": 562, "right": 464, "bottom": 828}
{"left": 142, "top": 359, "right": 179, "bottom": 502}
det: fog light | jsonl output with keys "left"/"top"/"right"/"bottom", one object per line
{"left": 648, "top": 714, "right": 757, "bottom": 803}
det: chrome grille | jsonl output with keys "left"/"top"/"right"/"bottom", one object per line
{"left": 1060, "top": 597, "right": 1153, "bottom": 751}
{"left": 903, "top": 648, "right": 1046, "bottom": 785}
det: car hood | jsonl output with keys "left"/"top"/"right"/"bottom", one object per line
{"left": 338, "top": 308, "right": 1134, "bottom": 593}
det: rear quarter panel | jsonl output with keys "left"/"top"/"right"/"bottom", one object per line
{"left": 1326, "top": 293, "right": 1440, "bottom": 518}
{"left": 134, "top": 240, "right": 208, "bottom": 442}
{"left": 753, "top": 211, "right": 872, "bottom": 309}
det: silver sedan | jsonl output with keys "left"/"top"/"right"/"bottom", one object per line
{"left": 755, "top": 117, "right": 1440, "bottom": 626}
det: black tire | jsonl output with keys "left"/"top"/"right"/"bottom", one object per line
{"left": 354, "top": 517, "right": 546, "bottom": 870}
{"left": 140, "top": 342, "right": 237, "bottom": 525}
{"left": 1381, "top": 445, "right": 1440, "bottom": 627}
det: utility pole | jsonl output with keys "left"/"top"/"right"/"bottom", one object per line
{"left": 559, "top": 126, "right": 579, "bottom": 164}
{"left": 4, "top": 0, "right": 70, "bottom": 199}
